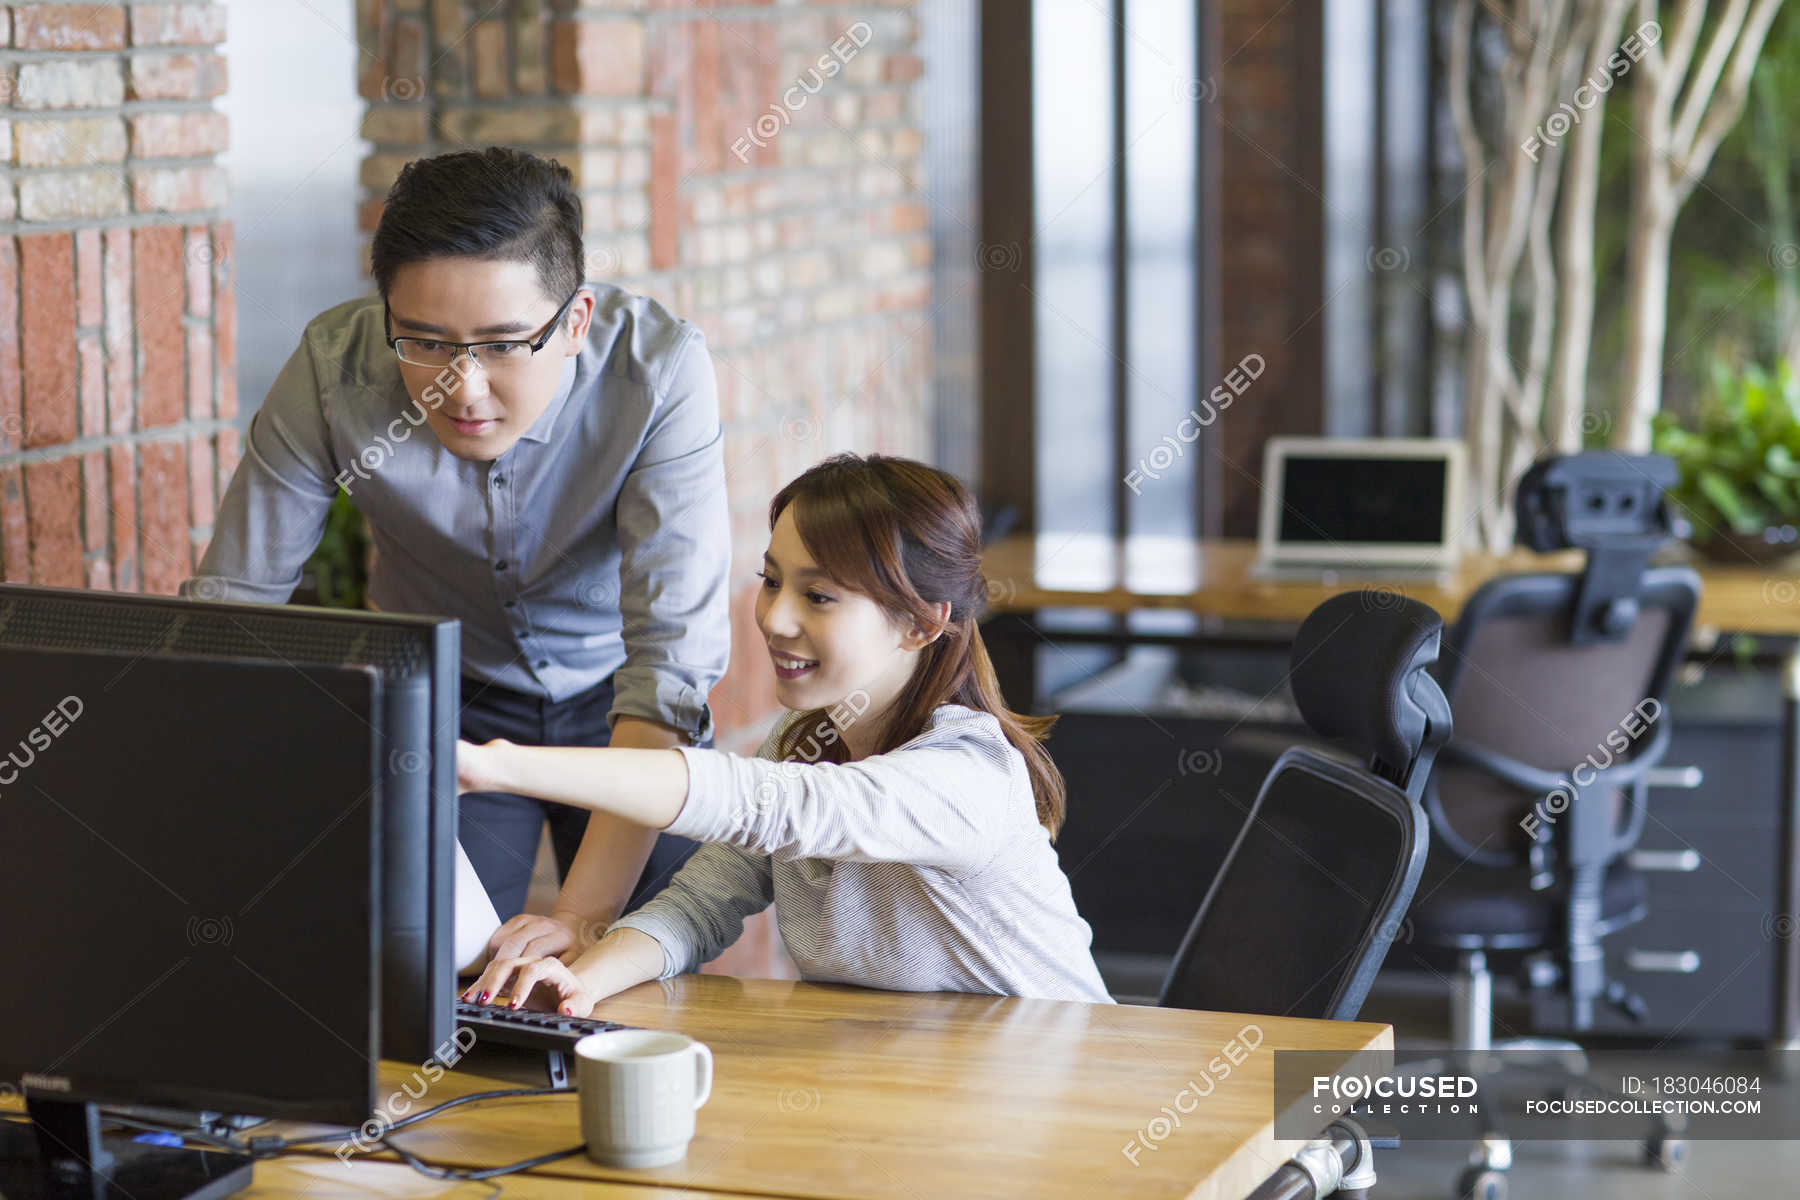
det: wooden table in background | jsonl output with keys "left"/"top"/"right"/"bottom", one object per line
{"left": 252, "top": 975, "right": 1392, "bottom": 1200}
{"left": 977, "top": 533, "right": 1792, "bottom": 631}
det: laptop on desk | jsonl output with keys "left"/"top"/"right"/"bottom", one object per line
{"left": 1250, "top": 437, "right": 1467, "bottom": 584}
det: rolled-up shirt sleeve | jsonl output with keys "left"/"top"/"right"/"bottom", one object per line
{"left": 608, "top": 843, "right": 774, "bottom": 978}
{"left": 608, "top": 326, "right": 732, "bottom": 743}
{"left": 182, "top": 330, "right": 340, "bottom": 604}
{"left": 665, "top": 724, "right": 1013, "bottom": 876}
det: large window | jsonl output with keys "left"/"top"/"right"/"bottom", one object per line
{"left": 983, "top": 0, "right": 1218, "bottom": 540}
{"left": 982, "top": 3, "right": 1449, "bottom": 538}
{"left": 1322, "top": 0, "right": 1437, "bottom": 438}
{"left": 1033, "top": 0, "right": 1206, "bottom": 539}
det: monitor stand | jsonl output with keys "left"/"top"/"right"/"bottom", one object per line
{"left": 0, "top": 1098, "right": 252, "bottom": 1200}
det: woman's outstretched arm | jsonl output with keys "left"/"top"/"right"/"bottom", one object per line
{"left": 458, "top": 738, "right": 689, "bottom": 828}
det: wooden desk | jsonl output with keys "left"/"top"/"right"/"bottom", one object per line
{"left": 243, "top": 1154, "right": 725, "bottom": 1198}
{"left": 251, "top": 975, "right": 1391, "bottom": 1200}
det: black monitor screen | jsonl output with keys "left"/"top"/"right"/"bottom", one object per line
{"left": 0, "top": 647, "right": 379, "bottom": 1124}
{"left": 0, "top": 583, "right": 458, "bottom": 1062}
{"left": 1277, "top": 455, "right": 1448, "bottom": 545}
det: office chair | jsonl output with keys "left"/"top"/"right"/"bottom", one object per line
{"left": 1159, "top": 589, "right": 1449, "bottom": 1022}
{"left": 1403, "top": 453, "right": 1701, "bottom": 1200}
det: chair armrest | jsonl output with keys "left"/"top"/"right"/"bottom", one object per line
{"left": 1440, "top": 717, "right": 1670, "bottom": 798}
{"left": 1430, "top": 718, "right": 1672, "bottom": 878}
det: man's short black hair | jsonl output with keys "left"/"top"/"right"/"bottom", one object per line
{"left": 370, "top": 146, "right": 585, "bottom": 304}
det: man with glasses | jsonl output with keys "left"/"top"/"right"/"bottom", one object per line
{"left": 184, "top": 147, "right": 730, "bottom": 972}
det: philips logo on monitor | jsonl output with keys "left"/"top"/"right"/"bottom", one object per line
{"left": 21, "top": 1073, "right": 71, "bottom": 1093}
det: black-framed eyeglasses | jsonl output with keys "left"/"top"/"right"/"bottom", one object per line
{"left": 385, "top": 288, "right": 582, "bottom": 370}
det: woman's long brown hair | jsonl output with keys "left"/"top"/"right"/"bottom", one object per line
{"left": 769, "top": 453, "right": 1066, "bottom": 838}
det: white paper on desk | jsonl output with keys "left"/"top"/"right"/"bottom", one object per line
{"left": 454, "top": 840, "right": 501, "bottom": 977}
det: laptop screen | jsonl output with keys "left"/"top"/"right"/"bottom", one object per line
{"left": 1278, "top": 454, "right": 1448, "bottom": 545}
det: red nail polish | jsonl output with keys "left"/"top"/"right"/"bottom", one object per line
{"left": 479, "top": 991, "right": 489, "bottom": 1003}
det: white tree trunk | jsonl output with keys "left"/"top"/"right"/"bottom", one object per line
{"left": 1612, "top": 0, "right": 1786, "bottom": 448}
{"left": 1454, "top": 0, "right": 1584, "bottom": 547}
{"left": 1618, "top": 188, "right": 1676, "bottom": 450}
{"left": 1548, "top": 0, "right": 1632, "bottom": 451}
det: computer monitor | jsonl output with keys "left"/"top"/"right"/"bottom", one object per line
{"left": 1254, "top": 437, "right": 1467, "bottom": 575}
{"left": 0, "top": 645, "right": 383, "bottom": 1197}
{"left": 0, "top": 583, "right": 461, "bottom": 1062}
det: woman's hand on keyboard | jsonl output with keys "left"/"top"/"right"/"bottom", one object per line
{"left": 460, "top": 953, "right": 599, "bottom": 1018}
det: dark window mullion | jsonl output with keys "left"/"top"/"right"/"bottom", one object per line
{"left": 1372, "top": 0, "right": 1390, "bottom": 435}
{"left": 1195, "top": 0, "right": 1222, "bottom": 537}
{"left": 1111, "top": 0, "right": 1131, "bottom": 544}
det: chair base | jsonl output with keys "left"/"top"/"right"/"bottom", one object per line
{"left": 1401, "top": 951, "right": 1688, "bottom": 1200}
{"left": 1396, "top": 1049, "right": 1687, "bottom": 1200}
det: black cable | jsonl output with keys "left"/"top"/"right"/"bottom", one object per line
{"left": 242, "top": 1085, "right": 577, "bottom": 1152}
{"left": 379, "top": 1134, "right": 587, "bottom": 1181}
{"left": 380, "top": 1085, "right": 576, "bottom": 1137}
{"left": 104, "top": 1114, "right": 247, "bottom": 1154}
{"left": 108, "top": 1111, "right": 581, "bottom": 1185}
{"left": 99, "top": 1083, "right": 580, "bottom": 1184}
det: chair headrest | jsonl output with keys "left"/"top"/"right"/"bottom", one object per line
{"left": 1290, "top": 591, "right": 1451, "bottom": 794}
{"left": 1515, "top": 451, "right": 1677, "bottom": 554}
{"left": 1514, "top": 451, "right": 1679, "bottom": 644}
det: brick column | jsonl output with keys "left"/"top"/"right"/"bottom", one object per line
{"left": 0, "top": 1, "right": 234, "bottom": 595}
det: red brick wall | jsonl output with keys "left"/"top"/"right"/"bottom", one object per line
{"left": 358, "top": 1, "right": 934, "bottom": 976}
{"left": 0, "top": 2, "right": 234, "bottom": 593}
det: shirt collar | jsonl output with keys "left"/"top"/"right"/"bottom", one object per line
{"left": 517, "top": 354, "right": 580, "bottom": 444}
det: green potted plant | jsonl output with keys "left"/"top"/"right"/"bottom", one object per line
{"left": 295, "top": 488, "right": 372, "bottom": 608}
{"left": 1651, "top": 358, "right": 1800, "bottom": 565}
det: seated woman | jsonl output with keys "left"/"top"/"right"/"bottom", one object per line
{"left": 458, "top": 452, "right": 1112, "bottom": 1011}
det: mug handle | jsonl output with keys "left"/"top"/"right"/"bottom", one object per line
{"left": 690, "top": 1041, "right": 714, "bottom": 1110}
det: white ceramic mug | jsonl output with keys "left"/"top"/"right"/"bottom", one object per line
{"left": 575, "top": 1029, "right": 714, "bottom": 1168}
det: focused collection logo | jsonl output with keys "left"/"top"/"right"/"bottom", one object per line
{"left": 1310, "top": 1072, "right": 1481, "bottom": 1117}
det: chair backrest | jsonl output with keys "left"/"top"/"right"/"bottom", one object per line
{"left": 1427, "top": 567, "right": 1699, "bottom": 855}
{"left": 1158, "top": 748, "right": 1429, "bottom": 1020}
{"left": 1159, "top": 593, "right": 1443, "bottom": 1021}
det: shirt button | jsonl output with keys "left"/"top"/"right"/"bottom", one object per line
{"left": 492, "top": 475, "right": 505, "bottom": 486}
{"left": 494, "top": 560, "right": 508, "bottom": 571}
{"left": 534, "top": 660, "right": 549, "bottom": 669}
{"left": 503, "top": 600, "right": 516, "bottom": 609}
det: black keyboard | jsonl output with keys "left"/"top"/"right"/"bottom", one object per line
{"left": 454, "top": 999, "right": 632, "bottom": 1052}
